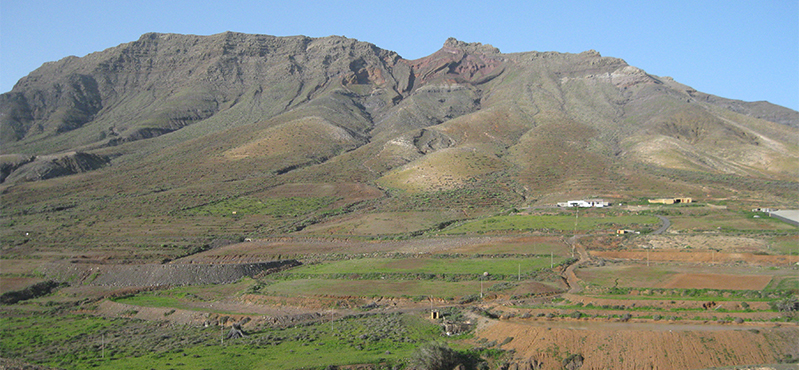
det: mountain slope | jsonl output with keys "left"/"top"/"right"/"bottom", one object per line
{"left": 1, "top": 32, "right": 797, "bottom": 251}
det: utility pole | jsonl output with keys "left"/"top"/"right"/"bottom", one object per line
{"left": 518, "top": 263, "right": 521, "bottom": 281}
{"left": 550, "top": 252, "right": 553, "bottom": 269}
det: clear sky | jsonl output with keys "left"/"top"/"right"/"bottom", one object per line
{"left": 1, "top": 0, "right": 797, "bottom": 110}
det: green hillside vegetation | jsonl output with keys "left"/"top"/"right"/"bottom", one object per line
{"left": 0, "top": 312, "right": 444, "bottom": 370}
{"left": 185, "top": 196, "right": 339, "bottom": 217}
{"left": 442, "top": 214, "right": 659, "bottom": 234}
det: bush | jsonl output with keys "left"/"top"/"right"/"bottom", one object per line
{"left": 771, "top": 297, "right": 799, "bottom": 312}
{"left": 563, "top": 353, "right": 584, "bottom": 370}
{"left": 409, "top": 342, "right": 462, "bottom": 370}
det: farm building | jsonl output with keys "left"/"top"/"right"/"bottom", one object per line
{"left": 557, "top": 199, "right": 610, "bottom": 208}
{"left": 648, "top": 197, "right": 692, "bottom": 205}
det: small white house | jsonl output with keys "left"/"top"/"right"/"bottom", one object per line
{"left": 557, "top": 199, "right": 610, "bottom": 208}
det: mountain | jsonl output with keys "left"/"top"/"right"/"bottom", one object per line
{"left": 1, "top": 32, "right": 797, "bottom": 251}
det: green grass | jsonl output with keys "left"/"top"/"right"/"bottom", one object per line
{"left": 0, "top": 311, "right": 445, "bottom": 370}
{"left": 664, "top": 209, "right": 798, "bottom": 233}
{"left": 111, "top": 293, "right": 203, "bottom": 311}
{"left": 292, "top": 257, "right": 562, "bottom": 276}
{"left": 765, "top": 276, "right": 799, "bottom": 292}
{"left": 576, "top": 266, "right": 675, "bottom": 288}
{"left": 110, "top": 279, "right": 263, "bottom": 313}
{"left": 265, "top": 279, "right": 500, "bottom": 299}
{"left": 442, "top": 214, "right": 659, "bottom": 234}
{"left": 769, "top": 235, "right": 799, "bottom": 255}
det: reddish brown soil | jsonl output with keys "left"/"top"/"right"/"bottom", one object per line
{"left": 559, "top": 293, "right": 774, "bottom": 313}
{"left": 591, "top": 249, "right": 797, "bottom": 266}
{"left": 476, "top": 317, "right": 799, "bottom": 370}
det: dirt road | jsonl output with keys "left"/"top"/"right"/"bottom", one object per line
{"left": 563, "top": 235, "right": 591, "bottom": 293}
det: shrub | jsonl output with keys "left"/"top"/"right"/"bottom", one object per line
{"left": 563, "top": 353, "right": 584, "bottom": 370}
{"left": 771, "top": 297, "right": 799, "bottom": 312}
{"left": 408, "top": 342, "right": 462, "bottom": 370}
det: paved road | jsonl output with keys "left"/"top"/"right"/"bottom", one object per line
{"left": 652, "top": 215, "right": 671, "bottom": 235}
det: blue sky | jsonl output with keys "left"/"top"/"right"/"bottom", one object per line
{"left": 1, "top": 0, "right": 797, "bottom": 110}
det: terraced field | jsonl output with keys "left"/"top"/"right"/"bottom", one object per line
{"left": 2, "top": 206, "right": 797, "bottom": 370}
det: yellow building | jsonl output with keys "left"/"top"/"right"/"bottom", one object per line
{"left": 648, "top": 197, "right": 692, "bottom": 205}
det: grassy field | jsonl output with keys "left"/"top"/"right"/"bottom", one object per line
{"left": 660, "top": 208, "right": 798, "bottom": 233}
{"left": 0, "top": 311, "right": 445, "bottom": 370}
{"left": 576, "top": 265, "right": 675, "bottom": 289}
{"left": 770, "top": 235, "right": 799, "bottom": 254}
{"left": 292, "top": 257, "right": 563, "bottom": 277}
{"left": 264, "top": 279, "right": 489, "bottom": 299}
{"left": 442, "top": 213, "right": 659, "bottom": 234}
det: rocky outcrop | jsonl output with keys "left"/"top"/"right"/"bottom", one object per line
{"left": 0, "top": 153, "right": 34, "bottom": 183}
{"left": 1, "top": 151, "right": 108, "bottom": 184}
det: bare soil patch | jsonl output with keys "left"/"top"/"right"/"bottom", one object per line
{"left": 592, "top": 249, "right": 797, "bottom": 266}
{"left": 660, "top": 273, "right": 772, "bottom": 290}
{"left": 476, "top": 318, "right": 799, "bottom": 370}
{"left": 633, "top": 234, "right": 770, "bottom": 253}
{"left": 559, "top": 293, "right": 774, "bottom": 313}
{"left": 0, "top": 277, "right": 46, "bottom": 294}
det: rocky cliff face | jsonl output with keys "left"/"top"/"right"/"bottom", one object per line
{"left": 1, "top": 33, "right": 410, "bottom": 149}
{"left": 0, "top": 32, "right": 797, "bottom": 202}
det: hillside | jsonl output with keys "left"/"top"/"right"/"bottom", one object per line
{"left": 1, "top": 32, "right": 798, "bottom": 252}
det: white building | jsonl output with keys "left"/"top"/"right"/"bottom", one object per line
{"left": 557, "top": 199, "right": 610, "bottom": 208}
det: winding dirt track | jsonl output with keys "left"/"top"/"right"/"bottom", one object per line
{"left": 563, "top": 235, "right": 591, "bottom": 293}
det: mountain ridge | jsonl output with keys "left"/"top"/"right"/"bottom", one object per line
{"left": 0, "top": 32, "right": 797, "bottom": 249}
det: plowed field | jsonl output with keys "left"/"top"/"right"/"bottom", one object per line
{"left": 592, "top": 249, "right": 797, "bottom": 266}
{"left": 477, "top": 318, "right": 799, "bottom": 370}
